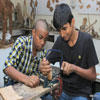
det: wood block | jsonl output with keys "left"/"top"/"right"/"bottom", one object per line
{"left": 0, "top": 86, "right": 23, "bottom": 100}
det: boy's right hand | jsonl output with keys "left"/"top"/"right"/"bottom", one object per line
{"left": 24, "top": 75, "right": 40, "bottom": 88}
{"left": 39, "top": 58, "right": 52, "bottom": 75}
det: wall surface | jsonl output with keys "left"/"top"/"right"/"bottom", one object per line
{"left": 0, "top": 48, "right": 11, "bottom": 87}
{"left": 34, "top": 0, "right": 100, "bottom": 36}
{"left": 9, "top": 0, "right": 100, "bottom": 35}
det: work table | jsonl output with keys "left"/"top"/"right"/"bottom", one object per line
{"left": 0, "top": 83, "right": 59, "bottom": 100}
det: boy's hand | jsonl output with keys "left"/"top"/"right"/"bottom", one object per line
{"left": 39, "top": 58, "right": 52, "bottom": 75}
{"left": 24, "top": 75, "right": 40, "bottom": 88}
{"left": 61, "top": 61, "right": 76, "bottom": 76}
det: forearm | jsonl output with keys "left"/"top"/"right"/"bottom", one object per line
{"left": 74, "top": 65, "right": 96, "bottom": 81}
{"left": 4, "top": 66, "right": 28, "bottom": 84}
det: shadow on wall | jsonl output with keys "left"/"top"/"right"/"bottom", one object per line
{"left": 0, "top": 48, "right": 11, "bottom": 87}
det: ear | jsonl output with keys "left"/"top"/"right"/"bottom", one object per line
{"left": 32, "top": 29, "right": 35, "bottom": 37}
{"left": 71, "top": 18, "right": 75, "bottom": 27}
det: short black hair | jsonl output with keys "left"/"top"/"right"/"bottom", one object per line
{"left": 53, "top": 3, "right": 73, "bottom": 31}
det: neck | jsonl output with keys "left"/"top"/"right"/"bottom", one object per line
{"left": 32, "top": 42, "right": 37, "bottom": 57}
{"left": 68, "top": 29, "right": 79, "bottom": 47}
{"left": 33, "top": 47, "right": 37, "bottom": 57}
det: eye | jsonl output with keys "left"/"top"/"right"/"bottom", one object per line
{"left": 62, "top": 27, "right": 67, "bottom": 30}
{"left": 39, "top": 34, "right": 43, "bottom": 39}
{"left": 60, "top": 27, "right": 67, "bottom": 32}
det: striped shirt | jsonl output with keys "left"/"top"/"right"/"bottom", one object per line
{"left": 4, "top": 36, "right": 47, "bottom": 83}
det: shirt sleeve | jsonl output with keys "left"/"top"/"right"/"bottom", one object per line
{"left": 4, "top": 37, "right": 25, "bottom": 70}
{"left": 86, "top": 36, "right": 99, "bottom": 67}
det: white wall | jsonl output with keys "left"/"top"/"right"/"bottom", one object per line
{"left": 93, "top": 39, "right": 100, "bottom": 66}
{"left": 35, "top": 0, "right": 100, "bottom": 35}
{"left": 35, "top": 13, "right": 100, "bottom": 36}
{"left": 0, "top": 48, "right": 11, "bottom": 87}
{"left": 9, "top": 0, "right": 100, "bottom": 35}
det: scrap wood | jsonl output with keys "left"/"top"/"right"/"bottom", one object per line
{"left": 0, "top": 86, "right": 23, "bottom": 100}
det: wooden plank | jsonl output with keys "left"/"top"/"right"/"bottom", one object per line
{"left": 0, "top": 95, "right": 41, "bottom": 100}
{"left": 0, "top": 86, "right": 23, "bottom": 100}
{"left": 0, "top": 83, "right": 59, "bottom": 100}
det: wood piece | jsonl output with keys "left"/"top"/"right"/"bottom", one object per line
{"left": 0, "top": 0, "right": 14, "bottom": 44}
{"left": 47, "top": 0, "right": 50, "bottom": 8}
{"left": 0, "top": 86, "right": 23, "bottom": 100}
{"left": 0, "top": 83, "right": 59, "bottom": 100}
{"left": 56, "top": 0, "right": 59, "bottom": 3}
{"left": 0, "top": 41, "right": 13, "bottom": 49}
{"left": 35, "top": 0, "right": 38, "bottom": 7}
{"left": 52, "top": 0, "right": 55, "bottom": 3}
{"left": 84, "top": 20, "right": 97, "bottom": 32}
{"left": 36, "top": 98, "right": 42, "bottom": 100}
{"left": 87, "top": 4, "right": 91, "bottom": 9}
{"left": 79, "top": 0, "right": 82, "bottom": 3}
{"left": 14, "top": 83, "right": 59, "bottom": 100}
{"left": 15, "top": 3, "right": 23, "bottom": 26}
{"left": 30, "top": 0, "right": 36, "bottom": 28}
{"left": 49, "top": 7, "right": 53, "bottom": 12}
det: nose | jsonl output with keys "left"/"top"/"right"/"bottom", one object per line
{"left": 41, "top": 40, "right": 45, "bottom": 46}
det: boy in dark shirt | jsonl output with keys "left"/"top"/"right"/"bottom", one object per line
{"left": 40, "top": 4, "right": 99, "bottom": 100}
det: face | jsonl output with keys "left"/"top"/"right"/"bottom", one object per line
{"left": 59, "top": 19, "right": 75, "bottom": 41}
{"left": 32, "top": 27, "right": 48, "bottom": 51}
{"left": 59, "top": 23, "right": 73, "bottom": 41}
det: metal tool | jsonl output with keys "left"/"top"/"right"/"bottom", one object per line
{"left": 39, "top": 49, "right": 63, "bottom": 88}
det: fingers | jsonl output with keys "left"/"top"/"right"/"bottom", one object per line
{"left": 40, "top": 65, "right": 51, "bottom": 75}
{"left": 61, "top": 61, "right": 66, "bottom": 70}
{"left": 26, "top": 75, "right": 40, "bottom": 87}
{"left": 42, "top": 57, "right": 50, "bottom": 65}
{"left": 64, "top": 63, "right": 70, "bottom": 75}
{"left": 39, "top": 57, "right": 51, "bottom": 75}
{"left": 61, "top": 61, "right": 74, "bottom": 76}
{"left": 31, "top": 75, "right": 40, "bottom": 87}
{"left": 42, "top": 67, "right": 52, "bottom": 76}
{"left": 61, "top": 61, "right": 68, "bottom": 70}
{"left": 42, "top": 57, "right": 46, "bottom": 61}
{"left": 41, "top": 65, "right": 51, "bottom": 70}
{"left": 41, "top": 66, "right": 52, "bottom": 72}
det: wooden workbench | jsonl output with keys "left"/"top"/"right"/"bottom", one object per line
{"left": 0, "top": 83, "right": 58, "bottom": 100}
